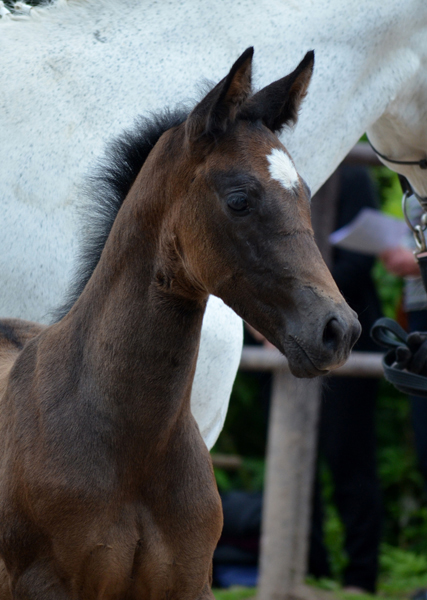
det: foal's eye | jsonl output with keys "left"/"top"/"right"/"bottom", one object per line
{"left": 227, "top": 193, "right": 249, "bottom": 214}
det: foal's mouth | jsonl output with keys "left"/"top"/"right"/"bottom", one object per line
{"left": 286, "top": 335, "right": 331, "bottom": 378}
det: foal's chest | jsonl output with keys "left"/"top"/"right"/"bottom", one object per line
{"left": 66, "top": 507, "right": 213, "bottom": 600}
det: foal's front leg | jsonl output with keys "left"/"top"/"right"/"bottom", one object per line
{"left": 196, "top": 583, "right": 216, "bottom": 600}
{"left": 9, "top": 560, "right": 72, "bottom": 600}
{"left": 0, "top": 561, "right": 12, "bottom": 600}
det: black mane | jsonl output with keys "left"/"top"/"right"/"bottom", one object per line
{"left": 52, "top": 107, "right": 188, "bottom": 322}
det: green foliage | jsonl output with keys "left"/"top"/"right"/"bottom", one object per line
{"left": 319, "top": 462, "right": 349, "bottom": 580}
{"left": 306, "top": 546, "right": 427, "bottom": 598}
{"left": 381, "top": 544, "right": 427, "bottom": 578}
{"left": 372, "top": 261, "right": 403, "bottom": 320}
{"left": 375, "top": 381, "right": 427, "bottom": 550}
{"left": 379, "top": 544, "right": 427, "bottom": 595}
{"left": 370, "top": 166, "right": 404, "bottom": 319}
{"left": 212, "top": 371, "right": 268, "bottom": 458}
{"left": 214, "top": 458, "right": 265, "bottom": 493}
{"left": 370, "top": 167, "right": 403, "bottom": 218}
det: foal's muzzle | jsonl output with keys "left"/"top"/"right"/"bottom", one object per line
{"left": 284, "top": 303, "right": 361, "bottom": 378}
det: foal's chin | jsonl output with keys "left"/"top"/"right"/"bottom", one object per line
{"left": 262, "top": 325, "right": 352, "bottom": 378}
{"left": 269, "top": 338, "right": 327, "bottom": 378}
{"left": 284, "top": 345, "right": 333, "bottom": 378}
{"left": 280, "top": 337, "right": 348, "bottom": 379}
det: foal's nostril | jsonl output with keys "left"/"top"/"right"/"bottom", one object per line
{"left": 322, "top": 317, "right": 344, "bottom": 352}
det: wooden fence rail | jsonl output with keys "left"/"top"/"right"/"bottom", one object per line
{"left": 240, "top": 347, "right": 384, "bottom": 377}
{"left": 237, "top": 348, "right": 385, "bottom": 600}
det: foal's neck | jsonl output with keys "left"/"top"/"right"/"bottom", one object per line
{"left": 63, "top": 139, "right": 206, "bottom": 437}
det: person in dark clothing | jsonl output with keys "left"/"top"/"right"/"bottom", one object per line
{"left": 308, "top": 165, "right": 383, "bottom": 594}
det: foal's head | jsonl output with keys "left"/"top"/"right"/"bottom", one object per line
{"left": 140, "top": 48, "right": 360, "bottom": 377}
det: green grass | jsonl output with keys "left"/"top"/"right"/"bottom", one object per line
{"left": 212, "top": 578, "right": 427, "bottom": 600}
{"left": 212, "top": 543, "right": 427, "bottom": 599}
{"left": 213, "top": 587, "right": 256, "bottom": 600}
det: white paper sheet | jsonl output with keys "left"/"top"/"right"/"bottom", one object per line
{"left": 329, "top": 208, "right": 407, "bottom": 255}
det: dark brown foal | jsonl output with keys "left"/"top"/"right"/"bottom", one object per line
{"left": 0, "top": 49, "right": 359, "bottom": 599}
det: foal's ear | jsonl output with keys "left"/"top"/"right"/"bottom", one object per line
{"left": 240, "top": 51, "right": 314, "bottom": 132}
{"left": 185, "top": 47, "right": 254, "bottom": 143}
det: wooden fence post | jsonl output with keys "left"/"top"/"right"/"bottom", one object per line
{"left": 238, "top": 348, "right": 383, "bottom": 599}
{"left": 258, "top": 371, "right": 321, "bottom": 600}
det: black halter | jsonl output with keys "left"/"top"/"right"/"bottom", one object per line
{"left": 368, "top": 139, "right": 427, "bottom": 209}
{"left": 367, "top": 138, "right": 427, "bottom": 170}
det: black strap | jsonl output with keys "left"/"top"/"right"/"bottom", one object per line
{"left": 371, "top": 318, "right": 427, "bottom": 397}
{"left": 370, "top": 317, "right": 408, "bottom": 348}
{"left": 367, "top": 139, "right": 427, "bottom": 169}
{"left": 398, "top": 175, "right": 413, "bottom": 196}
{"left": 417, "top": 253, "right": 427, "bottom": 293}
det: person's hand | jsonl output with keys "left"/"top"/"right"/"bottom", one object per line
{"left": 380, "top": 246, "right": 420, "bottom": 277}
{"left": 393, "top": 331, "right": 427, "bottom": 376}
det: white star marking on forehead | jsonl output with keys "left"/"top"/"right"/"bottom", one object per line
{"left": 267, "top": 148, "right": 299, "bottom": 191}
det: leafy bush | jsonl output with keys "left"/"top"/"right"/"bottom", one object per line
{"left": 214, "top": 457, "right": 265, "bottom": 494}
